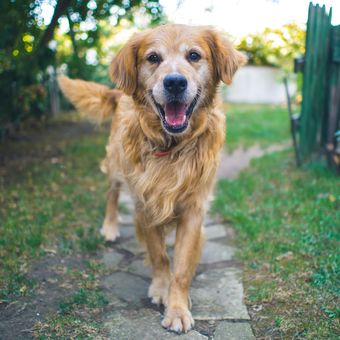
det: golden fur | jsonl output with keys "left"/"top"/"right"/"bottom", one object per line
{"left": 58, "top": 24, "right": 245, "bottom": 334}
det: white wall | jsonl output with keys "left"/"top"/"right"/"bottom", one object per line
{"left": 223, "top": 65, "right": 296, "bottom": 104}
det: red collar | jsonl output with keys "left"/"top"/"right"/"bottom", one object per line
{"left": 154, "top": 149, "right": 172, "bottom": 157}
{"left": 153, "top": 138, "right": 176, "bottom": 157}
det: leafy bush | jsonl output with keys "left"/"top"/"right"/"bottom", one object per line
{"left": 237, "top": 23, "right": 306, "bottom": 71}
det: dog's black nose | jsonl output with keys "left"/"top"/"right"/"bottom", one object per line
{"left": 163, "top": 74, "right": 187, "bottom": 95}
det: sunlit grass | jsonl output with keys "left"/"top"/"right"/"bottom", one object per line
{"left": 213, "top": 150, "right": 340, "bottom": 338}
{"left": 224, "top": 103, "right": 290, "bottom": 151}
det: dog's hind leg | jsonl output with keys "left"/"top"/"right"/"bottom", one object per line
{"left": 100, "top": 181, "right": 121, "bottom": 241}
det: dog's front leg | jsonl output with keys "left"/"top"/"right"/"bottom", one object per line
{"left": 135, "top": 206, "right": 171, "bottom": 306}
{"left": 162, "top": 207, "right": 204, "bottom": 333}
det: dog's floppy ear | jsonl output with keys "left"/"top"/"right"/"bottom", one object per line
{"left": 109, "top": 32, "right": 144, "bottom": 95}
{"left": 205, "top": 28, "right": 247, "bottom": 85}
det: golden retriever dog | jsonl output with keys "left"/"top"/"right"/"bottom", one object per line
{"left": 58, "top": 24, "right": 245, "bottom": 333}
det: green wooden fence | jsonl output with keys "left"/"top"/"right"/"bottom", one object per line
{"left": 293, "top": 2, "right": 340, "bottom": 171}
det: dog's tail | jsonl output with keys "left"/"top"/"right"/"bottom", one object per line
{"left": 58, "top": 76, "right": 122, "bottom": 123}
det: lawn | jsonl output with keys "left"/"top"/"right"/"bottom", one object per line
{"left": 0, "top": 105, "right": 338, "bottom": 338}
{"left": 0, "top": 124, "right": 108, "bottom": 301}
{"left": 224, "top": 103, "right": 290, "bottom": 151}
{"left": 0, "top": 118, "right": 113, "bottom": 337}
{"left": 214, "top": 106, "right": 340, "bottom": 338}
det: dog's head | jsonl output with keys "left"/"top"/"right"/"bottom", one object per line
{"left": 110, "top": 24, "right": 246, "bottom": 135}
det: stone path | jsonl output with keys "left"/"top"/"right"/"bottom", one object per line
{"left": 217, "top": 143, "right": 289, "bottom": 179}
{"left": 100, "top": 199, "right": 253, "bottom": 339}
{"left": 98, "top": 146, "right": 263, "bottom": 339}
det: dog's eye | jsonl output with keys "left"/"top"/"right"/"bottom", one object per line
{"left": 188, "top": 51, "right": 201, "bottom": 62}
{"left": 147, "top": 54, "right": 160, "bottom": 64}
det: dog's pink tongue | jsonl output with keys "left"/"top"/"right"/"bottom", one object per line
{"left": 164, "top": 102, "right": 187, "bottom": 126}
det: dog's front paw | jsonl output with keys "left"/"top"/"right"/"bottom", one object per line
{"left": 148, "top": 277, "right": 170, "bottom": 306}
{"left": 100, "top": 218, "right": 120, "bottom": 241}
{"left": 161, "top": 306, "right": 194, "bottom": 333}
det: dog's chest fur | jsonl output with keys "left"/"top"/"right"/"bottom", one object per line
{"left": 105, "top": 97, "right": 225, "bottom": 224}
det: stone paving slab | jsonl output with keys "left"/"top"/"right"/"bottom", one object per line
{"left": 204, "top": 215, "right": 216, "bottom": 226}
{"left": 118, "top": 225, "right": 135, "bottom": 238}
{"left": 127, "top": 259, "right": 151, "bottom": 278}
{"left": 191, "top": 268, "right": 250, "bottom": 320}
{"left": 117, "top": 238, "right": 144, "bottom": 255}
{"left": 104, "top": 309, "right": 208, "bottom": 340}
{"left": 119, "top": 213, "right": 134, "bottom": 226}
{"left": 101, "top": 190, "right": 253, "bottom": 338}
{"left": 214, "top": 321, "right": 255, "bottom": 340}
{"left": 102, "top": 272, "right": 148, "bottom": 306}
{"left": 101, "top": 249, "right": 124, "bottom": 269}
{"left": 166, "top": 229, "right": 176, "bottom": 246}
{"left": 166, "top": 224, "right": 230, "bottom": 247}
{"left": 200, "top": 241, "right": 235, "bottom": 264}
{"left": 168, "top": 239, "right": 235, "bottom": 264}
{"left": 205, "top": 224, "right": 228, "bottom": 240}
{"left": 119, "top": 190, "right": 134, "bottom": 205}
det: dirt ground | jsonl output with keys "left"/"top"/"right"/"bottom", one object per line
{"left": 0, "top": 118, "right": 96, "bottom": 179}
{"left": 0, "top": 117, "right": 102, "bottom": 339}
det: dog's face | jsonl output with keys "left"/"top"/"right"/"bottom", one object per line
{"left": 110, "top": 24, "right": 245, "bottom": 135}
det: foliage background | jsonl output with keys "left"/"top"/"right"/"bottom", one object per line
{"left": 0, "top": 0, "right": 164, "bottom": 133}
{"left": 236, "top": 23, "right": 306, "bottom": 71}
{"left": 0, "top": 1, "right": 306, "bottom": 135}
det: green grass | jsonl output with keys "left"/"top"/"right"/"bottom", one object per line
{"left": 0, "top": 105, "right": 338, "bottom": 338}
{"left": 0, "top": 123, "right": 112, "bottom": 337}
{"left": 0, "top": 130, "right": 109, "bottom": 301}
{"left": 213, "top": 150, "right": 339, "bottom": 338}
{"left": 225, "top": 104, "right": 290, "bottom": 151}
{"left": 218, "top": 104, "right": 339, "bottom": 337}
{"left": 59, "top": 288, "right": 108, "bottom": 315}
{"left": 34, "top": 315, "right": 103, "bottom": 339}
{"left": 33, "top": 259, "right": 109, "bottom": 338}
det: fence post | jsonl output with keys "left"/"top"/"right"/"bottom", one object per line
{"left": 299, "top": 3, "right": 333, "bottom": 162}
{"left": 47, "top": 66, "right": 60, "bottom": 117}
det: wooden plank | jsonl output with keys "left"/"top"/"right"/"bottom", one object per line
{"left": 326, "top": 25, "right": 340, "bottom": 169}
{"left": 332, "top": 24, "right": 340, "bottom": 62}
{"left": 299, "top": 3, "right": 333, "bottom": 162}
{"left": 320, "top": 7, "right": 333, "bottom": 146}
{"left": 300, "top": 2, "right": 315, "bottom": 160}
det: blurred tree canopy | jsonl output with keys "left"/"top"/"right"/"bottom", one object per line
{"left": 0, "top": 0, "right": 164, "bottom": 133}
{"left": 237, "top": 23, "right": 306, "bottom": 71}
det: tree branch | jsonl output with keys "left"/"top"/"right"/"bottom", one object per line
{"left": 38, "top": 0, "right": 72, "bottom": 48}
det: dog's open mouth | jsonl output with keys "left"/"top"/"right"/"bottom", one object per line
{"left": 151, "top": 94, "right": 199, "bottom": 134}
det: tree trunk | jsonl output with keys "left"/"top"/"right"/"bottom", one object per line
{"left": 38, "top": 0, "right": 73, "bottom": 48}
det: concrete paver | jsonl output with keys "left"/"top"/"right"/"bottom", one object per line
{"left": 214, "top": 321, "right": 255, "bottom": 340}
{"left": 104, "top": 309, "right": 208, "bottom": 340}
